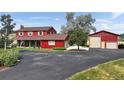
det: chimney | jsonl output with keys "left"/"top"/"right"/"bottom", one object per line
{"left": 20, "top": 25, "right": 24, "bottom": 29}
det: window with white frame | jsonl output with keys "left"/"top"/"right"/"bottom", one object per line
{"left": 18, "top": 32, "right": 23, "bottom": 36}
{"left": 28, "top": 32, "right": 33, "bottom": 36}
{"left": 48, "top": 41, "right": 55, "bottom": 45}
{"left": 38, "top": 31, "right": 43, "bottom": 36}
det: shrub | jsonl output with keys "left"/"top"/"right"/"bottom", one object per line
{"left": 11, "top": 44, "right": 17, "bottom": 48}
{"left": 118, "top": 44, "right": 124, "bottom": 49}
{"left": 0, "top": 49, "right": 20, "bottom": 67}
{"left": 53, "top": 47, "right": 66, "bottom": 50}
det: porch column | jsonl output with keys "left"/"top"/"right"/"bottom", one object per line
{"left": 29, "top": 40, "right": 31, "bottom": 47}
{"left": 35, "top": 41, "right": 37, "bottom": 48}
{"left": 20, "top": 40, "right": 23, "bottom": 48}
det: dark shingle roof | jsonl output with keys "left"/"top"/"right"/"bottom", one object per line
{"left": 89, "top": 30, "right": 120, "bottom": 36}
{"left": 41, "top": 34, "right": 68, "bottom": 40}
{"left": 17, "top": 34, "right": 68, "bottom": 40}
{"left": 17, "top": 36, "right": 42, "bottom": 40}
{"left": 17, "top": 26, "right": 53, "bottom": 32}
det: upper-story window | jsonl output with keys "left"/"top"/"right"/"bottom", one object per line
{"left": 28, "top": 32, "right": 33, "bottom": 36}
{"left": 38, "top": 31, "right": 43, "bottom": 36}
{"left": 48, "top": 31, "right": 53, "bottom": 34}
{"left": 18, "top": 32, "right": 23, "bottom": 36}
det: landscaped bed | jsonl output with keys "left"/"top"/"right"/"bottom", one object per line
{"left": 68, "top": 58, "right": 124, "bottom": 80}
{"left": 0, "top": 49, "right": 20, "bottom": 70}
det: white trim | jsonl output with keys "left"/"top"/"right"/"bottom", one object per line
{"left": 18, "top": 32, "right": 23, "bottom": 36}
{"left": 38, "top": 31, "right": 43, "bottom": 36}
{"left": 28, "top": 32, "right": 33, "bottom": 36}
{"left": 48, "top": 41, "right": 55, "bottom": 45}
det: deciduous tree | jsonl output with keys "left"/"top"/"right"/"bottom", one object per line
{"left": 69, "top": 28, "right": 88, "bottom": 50}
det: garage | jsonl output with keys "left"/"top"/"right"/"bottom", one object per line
{"left": 89, "top": 30, "right": 120, "bottom": 49}
{"left": 89, "top": 37, "right": 101, "bottom": 48}
{"left": 106, "top": 42, "right": 117, "bottom": 49}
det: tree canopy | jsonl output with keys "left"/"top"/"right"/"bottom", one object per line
{"left": 0, "top": 14, "right": 16, "bottom": 50}
{"left": 61, "top": 13, "right": 96, "bottom": 34}
{"left": 120, "top": 33, "right": 124, "bottom": 41}
{"left": 69, "top": 28, "right": 88, "bottom": 50}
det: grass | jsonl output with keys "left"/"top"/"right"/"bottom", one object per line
{"left": 16, "top": 47, "right": 65, "bottom": 52}
{"left": 68, "top": 58, "right": 124, "bottom": 80}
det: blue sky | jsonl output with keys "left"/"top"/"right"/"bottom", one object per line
{"left": 0, "top": 12, "right": 124, "bottom": 34}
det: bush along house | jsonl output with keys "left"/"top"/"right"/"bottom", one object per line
{"left": 89, "top": 30, "right": 120, "bottom": 49}
{"left": 16, "top": 25, "right": 69, "bottom": 48}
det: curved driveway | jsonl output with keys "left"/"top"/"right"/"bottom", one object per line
{"left": 0, "top": 49, "right": 124, "bottom": 80}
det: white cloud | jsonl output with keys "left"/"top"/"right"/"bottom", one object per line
{"left": 112, "top": 23, "right": 124, "bottom": 30}
{"left": 111, "top": 12, "right": 123, "bottom": 19}
{"left": 55, "top": 18, "right": 60, "bottom": 21}
{"left": 30, "top": 16, "right": 51, "bottom": 20}
{"left": 95, "top": 19, "right": 112, "bottom": 30}
{"left": 101, "top": 23, "right": 111, "bottom": 29}
{"left": 96, "top": 19, "right": 112, "bottom": 24}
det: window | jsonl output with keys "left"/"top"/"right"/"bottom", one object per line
{"left": 28, "top": 32, "right": 33, "bottom": 36}
{"left": 49, "top": 32, "right": 53, "bottom": 34}
{"left": 19, "top": 32, "right": 23, "bottom": 36}
{"left": 38, "top": 31, "right": 43, "bottom": 36}
{"left": 48, "top": 41, "right": 55, "bottom": 45}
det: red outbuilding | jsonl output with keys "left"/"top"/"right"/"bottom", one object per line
{"left": 89, "top": 30, "right": 120, "bottom": 49}
{"left": 16, "top": 25, "right": 69, "bottom": 48}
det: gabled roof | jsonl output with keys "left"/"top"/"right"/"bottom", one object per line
{"left": 41, "top": 34, "right": 68, "bottom": 40}
{"left": 17, "top": 26, "right": 54, "bottom": 32}
{"left": 89, "top": 30, "right": 120, "bottom": 36}
{"left": 17, "top": 34, "right": 68, "bottom": 40}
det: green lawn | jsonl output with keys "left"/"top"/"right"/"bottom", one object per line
{"left": 68, "top": 58, "right": 124, "bottom": 80}
{"left": 16, "top": 47, "right": 65, "bottom": 52}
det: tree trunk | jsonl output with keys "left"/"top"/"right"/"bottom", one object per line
{"left": 4, "top": 28, "right": 7, "bottom": 51}
{"left": 78, "top": 45, "right": 80, "bottom": 51}
{"left": 4, "top": 38, "right": 7, "bottom": 51}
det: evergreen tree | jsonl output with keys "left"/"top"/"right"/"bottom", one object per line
{"left": 0, "top": 14, "right": 16, "bottom": 50}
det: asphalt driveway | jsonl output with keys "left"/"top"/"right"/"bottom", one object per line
{"left": 0, "top": 49, "right": 124, "bottom": 80}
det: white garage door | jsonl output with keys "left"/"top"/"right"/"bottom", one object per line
{"left": 90, "top": 37, "right": 101, "bottom": 48}
{"left": 106, "top": 42, "right": 117, "bottom": 49}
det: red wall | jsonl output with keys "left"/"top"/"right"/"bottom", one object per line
{"left": 41, "top": 40, "right": 65, "bottom": 48}
{"left": 16, "top": 28, "right": 57, "bottom": 37}
{"left": 91, "top": 32, "right": 118, "bottom": 41}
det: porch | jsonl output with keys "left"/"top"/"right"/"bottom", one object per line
{"left": 17, "top": 40, "right": 40, "bottom": 48}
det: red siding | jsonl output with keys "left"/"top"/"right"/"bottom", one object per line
{"left": 42, "top": 32, "right": 48, "bottom": 36}
{"left": 16, "top": 31, "right": 54, "bottom": 38}
{"left": 41, "top": 40, "right": 65, "bottom": 48}
{"left": 16, "top": 27, "right": 57, "bottom": 37}
{"left": 91, "top": 32, "right": 118, "bottom": 41}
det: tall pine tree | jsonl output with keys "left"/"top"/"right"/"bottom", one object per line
{"left": 0, "top": 14, "right": 16, "bottom": 50}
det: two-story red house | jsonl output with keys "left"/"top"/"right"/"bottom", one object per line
{"left": 16, "top": 25, "right": 69, "bottom": 48}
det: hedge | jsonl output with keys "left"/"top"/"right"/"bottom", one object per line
{"left": 0, "top": 49, "right": 20, "bottom": 67}
{"left": 118, "top": 44, "right": 124, "bottom": 49}
{"left": 53, "top": 47, "right": 66, "bottom": 50}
